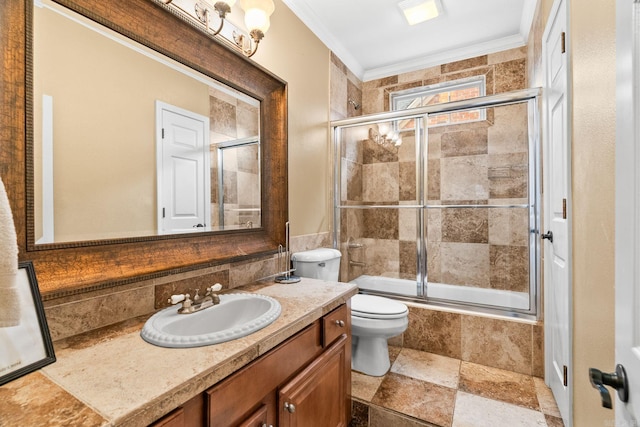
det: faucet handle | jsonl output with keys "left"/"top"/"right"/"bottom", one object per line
{"left": 209, "top": 283, "right": 222, "bottom": 293}
{"left": 169, "top": 294, "right": 186, "bottom": 305}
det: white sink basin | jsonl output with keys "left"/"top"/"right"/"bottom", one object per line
{"left": 141, "top": 293, "right": 281, "bottom": 348}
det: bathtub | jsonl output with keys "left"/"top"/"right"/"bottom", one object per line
{"left": 349, "top": 274, "right": 530, "bottom": 311}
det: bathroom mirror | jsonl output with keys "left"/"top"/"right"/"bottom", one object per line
{"left": 0, "top": 0, "right": 287, "bottom": 296}
{"left": 33, "top": 0, "right": 261, "bottom": 243}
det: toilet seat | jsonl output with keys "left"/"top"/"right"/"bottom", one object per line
{"left": 351, "top": 294, "right": 409, "bottom": 320}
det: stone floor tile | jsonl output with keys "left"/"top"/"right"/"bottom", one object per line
{"left": 533, "top": 377, "right": 562, "bottom": 417}
{"left": 459, "top": 361, "right": 539, "bottom": 410}
{"left": 452, "top": 392, "right": 547, "bottom": 427}
{"left": 372, "top": 372, "right": 456, "bottom": 426}
{"left": 352, "top": 371, "right": 385, "bottom": 402}
{"left": 391, "top": 348, "right": 461, "bottom": 389}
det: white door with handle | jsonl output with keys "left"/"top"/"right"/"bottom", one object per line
{"left": 614, "top": 0, "right": 640, "bottom": 422}
{"left": 156, "top": 101, "right": 211, "bottom": 234}
{"left": 543, "top": 0, "right": 572, "bottom": 424}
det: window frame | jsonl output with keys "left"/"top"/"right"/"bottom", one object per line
{"left": 390, "top": 75, "right": 487, "bottom": 129}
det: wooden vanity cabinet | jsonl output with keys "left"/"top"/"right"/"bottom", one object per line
{"left": 151, "top": 303, "right": 351, "bottom": 427}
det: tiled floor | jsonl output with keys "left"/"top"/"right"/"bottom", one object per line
{"left": 351, "top": 347, "right": 564, "bottom": 427}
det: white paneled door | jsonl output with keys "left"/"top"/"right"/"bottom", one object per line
{"left": 615, "top": 0, "right": 640, "bottom": 422}
{"left": 543, "top": 0, "right": 571, "bottom": 424}
{"left": 156, "top": 101, "right": 210, "bottom": 234}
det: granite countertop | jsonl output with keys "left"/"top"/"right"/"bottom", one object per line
{"left": 0, "top": 278, "right": 358, "bottom": 427}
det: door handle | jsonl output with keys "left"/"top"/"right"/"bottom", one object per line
{"left": 193, "top": 223, "right": 205, "bottom": 228}
{"left": 589, "top": 364, "right": 629, "bottom": 409}
{"left": 541, "top": 230, "right": 553, "bottom": 243}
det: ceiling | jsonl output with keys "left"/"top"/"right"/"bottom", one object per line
{"left": 281, "top": 0, "right": 538, "bottom": 82}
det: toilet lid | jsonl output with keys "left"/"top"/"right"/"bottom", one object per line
{"left": 351, "top": 294, "right": 409, "bottom": 319}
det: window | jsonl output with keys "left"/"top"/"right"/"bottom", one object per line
{"left": 390, "top": 76, "right": 486, "bottom": 130}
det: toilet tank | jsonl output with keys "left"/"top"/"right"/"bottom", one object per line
{"left": 291, "top": 248, "right": 342, "bottom": 281}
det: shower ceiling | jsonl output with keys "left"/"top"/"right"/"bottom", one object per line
{"left": 281, "top": 0, "right": 537, "bottom": 82}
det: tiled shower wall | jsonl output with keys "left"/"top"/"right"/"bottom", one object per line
{"left": 340, "top": 47, "right": 530, "bottom": 294}
{"left": 209, "top": 87, "right": 261, "bottom": 229}
{"left": 335, "top": 47, "right": 543, "bottom": 377}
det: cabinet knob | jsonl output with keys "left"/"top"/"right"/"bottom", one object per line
{"left": 335, "top": 320, "right": 345, "bottom": 328}
{"left": 284, "top": 402, "right": 296, "bottom": 413}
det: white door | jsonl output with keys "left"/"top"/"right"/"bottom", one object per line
{"left": 615, "top": 0, "right": 640, "bottom": 421}
{"left": 156, "top": 101, "right": 211, "bottom": 233}
{"left": 543, "top": 0, "right": 572, "bottom": 424}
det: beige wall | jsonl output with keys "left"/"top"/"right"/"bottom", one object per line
{"left": 570, "top": 0, "right": 616, "bottom": 424}
{"left": 34, "top": 6, "right": 210, "bottom": 241}
{"left": 248, "top": 0, "right": 332, "bottom": 237}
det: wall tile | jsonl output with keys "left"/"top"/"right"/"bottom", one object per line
{"left": 461, "top": 315, "right": 533, "bottom": 375}
{"left": 532, "top": 323, "right": 545, "bottom": 378}
{"left": 440, "top": 154, "right": 489, "bottom": 201}
{"left": 331, "top": 61, "right": 348, "bottom": 120}
{"left": 363, "top": 138, "right": 399, "bottom": 164}
{"left": 399, "top": 162, "right": 416, "bottom": 201}
{"left": 427, "top": 158, "right": 441, "bottom": 201}
{"left": 495, "top": 59, "right": 527, "bottom": 92}
{"left": 362, "top": 88, "right": 385, "bottom": 115}
{"left": 399, "top": 240, "right": 417, "bottom": 277}
{"left": 363, "top": 209, "right": 399, "bottom": 240}
{"left": 210, "top": 96, "right": 237, "bottom": 137}
{"left": 488, "top": 46, "right": 527, "bottom": 64}
{"left": 441, "top": 242, "right": 490, "bottom": 287}
{"left": 426, "top": 240, "right": 442, "bottom": 283}
{"left": 488, "top": 208, "right": 529, "bottom": 246}
{"left": 441, "top": 208, "right": 488, "bottom": 244}
{"left": 488, "top": 103, "right": 529, "bottom": 155}
{"left": 441, "top": 128, "right": 488, "bottom": 158}
{"left": 488, "top": 153, "right": 528, "bottom": 199}
{"left": 346, "top": 159, "right": 363, "bottom": 202}
{"left": 363, "top": 163, "right": 399, "bottom": 202}
{"left": 362, "top": 238, "right": 400, "bottom": 276}
{"left": 441, "top": 55, "right": 488, "bottom": 73}
{"left": 154, "top": 270, "right": 229, "bottom": 309}
{"left": 403, "top": 306, "right": 462, "bottom": 358}
{"left": 45, "top": 285, "right": 155, "bottom": 341}
{"left": 399, "top": 208, "right": 418, "bottom": 241}
{"left": 398, "top": 65, "right": 441, "bottom": 83}
{"left": 490, "top": 245, "right": 529, "bottom": 292}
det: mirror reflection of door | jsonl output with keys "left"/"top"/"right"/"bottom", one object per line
{"left": 215, "top": 139, "right": 261, "bottom": 230}
{"left": 156, "top": 101, "right": 211, "bottom": 234}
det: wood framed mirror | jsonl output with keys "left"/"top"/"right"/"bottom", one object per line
{"left": 0, "top": 0, "right": 288, "bottom": 297}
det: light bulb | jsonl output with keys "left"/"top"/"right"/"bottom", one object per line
{"left": 245, "top": 8, "right": 270, "bottom": 33}
{"left": 378, "top": 122, "right": 390, "bottom": 135}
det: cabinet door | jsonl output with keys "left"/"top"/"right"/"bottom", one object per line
{"left": 279, "top": 334, "right": 348, "bottom": 427}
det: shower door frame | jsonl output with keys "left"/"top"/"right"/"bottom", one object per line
{"left": 332, "top": 88, "right": 542, "bottom": 319}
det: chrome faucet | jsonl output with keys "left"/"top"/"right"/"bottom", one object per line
{"left": 169, "top": 283, "right": 222, "bottom": 314}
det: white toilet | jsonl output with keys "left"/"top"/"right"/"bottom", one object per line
{"left": 291, "top": 248, "right": 409, "bottom": 377}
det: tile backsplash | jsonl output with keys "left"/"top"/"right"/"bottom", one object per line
{"left": 43, "top": 232, "right": 331, "bottom": 341}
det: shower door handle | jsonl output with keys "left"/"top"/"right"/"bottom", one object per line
{"left": 541, "top": 230, "right": 553, "bottom": 243}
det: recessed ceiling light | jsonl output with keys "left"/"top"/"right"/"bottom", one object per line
{"left": 398, "top": 0, "right": 443, "bottom": 26}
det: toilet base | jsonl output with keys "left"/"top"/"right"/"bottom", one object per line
{"left": 351, "top": 336, "right": 391, "bottom": 377}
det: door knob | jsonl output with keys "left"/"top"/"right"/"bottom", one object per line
{"left": 589, "top": 364, "right": 629, "bottom": 409}
{"left": 541, "top": 230, "right": 553, "bottom": 243}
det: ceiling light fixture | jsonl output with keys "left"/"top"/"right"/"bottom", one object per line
{"left": 398, "top": 0, "right": 443, "bottom": 26}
